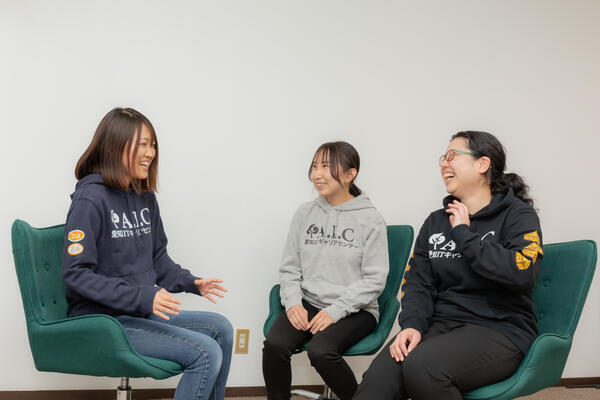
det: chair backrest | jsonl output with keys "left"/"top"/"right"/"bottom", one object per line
{"left": 12, "top": 220, "right": 68, "bottom": 325}
{"left": 378, "top": 225, "right": 414, "bottom": 310}
{"left": 533, "top": 240, "right": 597, "bottom": 337}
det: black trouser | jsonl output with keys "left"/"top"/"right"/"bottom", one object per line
{"left": 353, "top": 319, "right": 523, "bottom": 400}
{"left": 262, "top": 300, "right": 376, "bottom": 400}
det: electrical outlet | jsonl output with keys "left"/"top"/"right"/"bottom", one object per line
{"left": 235, "top": 329, "right": 249, "bottom": 354}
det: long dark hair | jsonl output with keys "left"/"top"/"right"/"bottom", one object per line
{"left": 452, "top": 131, "right": 534, "bottom": 207}
{"left": 308, "top": 141, "right": 362, "bottom": 197}
{"left": 75, "top": 107, "right": 158, "bottom": 193}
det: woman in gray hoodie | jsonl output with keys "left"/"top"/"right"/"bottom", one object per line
{"left": 262, "top": 141, "right": 390, "bottom": 400}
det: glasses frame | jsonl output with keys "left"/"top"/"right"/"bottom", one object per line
{"left": 439, "top": 149, "right": 474, "bottom": 165}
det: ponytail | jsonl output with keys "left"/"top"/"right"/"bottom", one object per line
{"left": 350, "top": 183, "right": 362, "bottom": 197}
{"left": 492, "top": 172, "right": 534, "bottom": 207}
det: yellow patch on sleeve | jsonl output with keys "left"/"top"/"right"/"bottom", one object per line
{"left": 516, "top": 252, "right": 531, "bottom": 270}
{"left": 524, "top": 231, "right": 540, "bottom": 245}
{"left": 401, "top": 291, "right": 405, "bottom": 298}
{"left": 67, "top": 243, "right": 84, "bottom": 256}
{"left": 522, "top": 242, "right": 542, "bottom": 264}
{"left": 402, "top": 278, "right": 406, "bottom": 285}
{"left": 405, "top": 264, "right": 411, "bottom": 272}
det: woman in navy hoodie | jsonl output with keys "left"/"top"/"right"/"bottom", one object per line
{"left": 62, "top": 107, "right": 233, "bottom": 400}
{"left": 354, "top": 131, "right": 543, "bottom": 400}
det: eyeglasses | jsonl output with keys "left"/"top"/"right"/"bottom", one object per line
{"left": 439, "top": 149, "right": 474, "bottom": 165}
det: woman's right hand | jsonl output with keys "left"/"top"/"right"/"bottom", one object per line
{"left": 153, "top": 288, "right": 182, "bottom": 320}
{"left": 287, "top": 304, "right": 309, "bottom": 331}
{"left": 389, "top": 328, "right": 422, "bottom": 362}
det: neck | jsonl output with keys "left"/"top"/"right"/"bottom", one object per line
{"left": 456, "top": 186, "right": 493, "bottom": 215}
{"left": 326, "top": 189, "right": 355, "bottom": 207}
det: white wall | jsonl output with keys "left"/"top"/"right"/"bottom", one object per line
{"left": 1, "top": 0, "right": 599, "bottom": 391}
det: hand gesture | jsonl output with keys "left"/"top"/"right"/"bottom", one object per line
{"left": 308, "top": 310, "right": 334, "bottom": 334}
{"left": 194, "top": 278, "right": 227, "bottom": 303}
{"left": 445, "top": 200, "right": 470, "bottom": 228}
{"left": 153, "top": 288, "right": 182, "bottom": 320}
{"left": 287, "top": 304, "right": 309, "bottom": 331}
{"left": 389, "top": 328, "right": 422, "bottom": 362}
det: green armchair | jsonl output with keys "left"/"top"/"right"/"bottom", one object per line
{"left": 464, "top": 240, "right": 597, "bottom": 400}
{"left": 11, "top": 220, "right": 183, "bottom": 399}
{"left": 263, "top": 225, "right": 414, "bottom": 398}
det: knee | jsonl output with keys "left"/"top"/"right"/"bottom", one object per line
{"left": 263, "top": 333, "right": 294, "bottom": 358}
{"left": 355, "top": 355, "right": 405, "bottom": 400}
{"left": 403, "top": 351, "right": 448, "bottom": 396}
{"left": 214, "top": 314, "right": 234, "bottom": 346}
{"left": 402, "top": 352, "right": 427, "bottom": 387}
{"left": 307, "top": 342, "right": 340, "bottom": 368}
{"left": 189, "top": 337, "right": 223, "bottom": 373}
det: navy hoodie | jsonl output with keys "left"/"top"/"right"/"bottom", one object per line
{"left": 62, "top": 174, "right": 200, "bottom": 318}
{"left": 399, "top": 188, "right": 543, "bottom": 354}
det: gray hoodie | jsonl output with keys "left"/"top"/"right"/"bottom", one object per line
{"left": 279, "top": 194, "right": 389, "bottom": 323}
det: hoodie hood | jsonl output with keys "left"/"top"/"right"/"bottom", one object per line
{"left": 71, "top": 173, "right": 107, "bottom": 200}
{"left": 315, "top": 193, "right": 375, "bottom": 212}
{"left": 443, "top": 188, "right": 517, "bottom": 219}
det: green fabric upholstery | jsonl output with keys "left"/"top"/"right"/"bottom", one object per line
{"left": 464, "top": 240, "right": 597, "bottom": 400}
{"left": 12, "top": 219, "right": 183, "bottom": 379}
{"left": 263, "top": 225, "right": 414, "bottom": 356}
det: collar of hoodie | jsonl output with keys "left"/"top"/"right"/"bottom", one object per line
{"left": 315, "top": 193, "right": 375, "bottom": 228}
{"left": 442, "top": 188, "right": 517, "bottom": 219}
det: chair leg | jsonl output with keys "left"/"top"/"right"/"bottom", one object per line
{"left": 291, "top": 389, "right": 321, "bottom": 399}
{"left": 320, "top": 385, "right": 338, "bottom": 399}
{"left": 290, "top": 385, "right": 338, "bottom": 399}
{"left": 116, "top": 377, "right": 132, "bottom": 400}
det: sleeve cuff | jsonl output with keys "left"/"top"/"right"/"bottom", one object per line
{"left": 283, "top": 295, "right": 303, "bottom": 312}
{"left": 140, "top": 286, "right": 161, "bottom": 316}
{"left": 450, "top": 224, "right": 471, "bottom": 244}
{"left": 324, "top": 305, "right": 346, "bottom": 323}
{"left": 183, "top": 275, "right": 202, "bottom": 296}
{"left": 398, "top": 316, "right": 426, "bottom": 335}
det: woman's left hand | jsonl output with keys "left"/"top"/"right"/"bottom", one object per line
{"left": 194, "top": 278, "right": 227, "bottom": 303}
{"left": 445, "top": 200, "right": 470, "bottom": 228}
{"left": 308, "top": 310, "right": 334, "bottom": 334}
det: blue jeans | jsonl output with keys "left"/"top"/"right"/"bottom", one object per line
{"left": 117, "top": 311, "right": 233, "bottom": 400}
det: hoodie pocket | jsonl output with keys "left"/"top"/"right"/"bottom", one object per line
{"left": 121, "top": 267, "right": 157, "bottom": 287}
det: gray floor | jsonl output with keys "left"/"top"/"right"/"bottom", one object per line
{"left": 219, "top": 387, "right": 600, "bottom": 399}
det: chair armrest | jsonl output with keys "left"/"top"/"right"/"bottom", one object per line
{"left": 345, "top": 299, "right": 400, "bottom": 356}
{"left": 464, "top": 333, "right": 572, "bottom": 400}
{"left": 264, "top": 284, "right": 284, "bottom": 337}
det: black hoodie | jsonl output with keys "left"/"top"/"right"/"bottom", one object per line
{"left": 62, "top": 174, "right": 201, "bottom": 318}
{"left": 399, "top": 188, "right": 543, "bottom": 354}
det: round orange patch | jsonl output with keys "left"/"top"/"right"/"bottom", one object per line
{"left": 67, "top": 243, "right": 84, "bottom": 256}
{"left": 68, "top": 230, "right": 85, "bottom": 242}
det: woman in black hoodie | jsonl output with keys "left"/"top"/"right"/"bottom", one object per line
{"left": 354, "top": 131, "right": 543, "bottom": 400}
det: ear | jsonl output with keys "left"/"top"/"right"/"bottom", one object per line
{"left": 344, "top": 168, "right": 358, "bottom": 184}
{"left": 478, "top": 157, "right": 491, "bottom": 175}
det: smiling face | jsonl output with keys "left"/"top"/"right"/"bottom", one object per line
{"left": 310, "top": 150, "right": 346, "bottom": 198}
{"left": 440, "top": 137, "right": 490, "bottom": 198}
{"left": 123, "top": 124, "right": 156, "bottom": 183}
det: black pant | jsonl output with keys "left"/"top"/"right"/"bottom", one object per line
{"left": 263, "top": 300, "right": 376, "bottom": 400}
{"left": 353, "top": 319, "right": 523, "bottom": 400}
